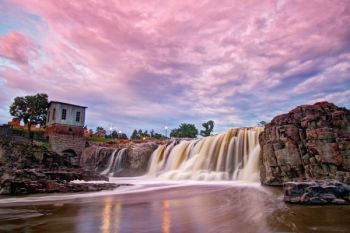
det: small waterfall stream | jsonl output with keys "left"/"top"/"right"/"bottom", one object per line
{"left": 100, "top": 149, "right": 118, "bottom": 175}
{"left": 100, "top": 148, "right": 128, "bottom": 177}
{"left": 147, "top": 127, "right": 264, "bottom": 181}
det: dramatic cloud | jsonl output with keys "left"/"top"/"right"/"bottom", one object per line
{"left": 0, "top": 31, "right": 36, "bottom": 64}
{"left": 0, "top": 0, "right": 349, "bottom": 134}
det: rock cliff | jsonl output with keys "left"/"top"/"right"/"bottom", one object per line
{"left": 260, "top": 102, "right": 350, "bottom": 185}
{"left": 0, "top": 138, "right": 115, "bottom": 195}
{"left": 80, "top": 142, "right": 158, "bottom": 176}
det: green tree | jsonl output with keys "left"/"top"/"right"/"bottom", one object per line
{"left": 131, "top": 129, "right": 139, "bottom": 140}
{"left": 200, "top": 120, "right": 214, "bottom": 137}
{"left": 96, "top": 126, "right": 104, "bottom": 131}
{"left": 9, "top": 93, "right": 48, "bottom": 139}
{"left": 170, "top": 123, "right": 198, "bottom": 138}
{"left": 111, "top": 130, "right": 128, "bottom": 139}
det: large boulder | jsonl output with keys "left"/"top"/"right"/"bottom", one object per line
{"left": 260, "top": 102, "right": 350, "bottom": 185}
{"left": 124, "top": 142, "right": 158, "bottom": 173}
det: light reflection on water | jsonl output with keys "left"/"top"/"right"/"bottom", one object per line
{"left": 162, "top": 200, "right": 171, "bottom": 233}
{"left": 101, "top": 197, "right": 121, "bottom": 233}
{"left": 102, "top": 197, "right": 112, "bottom": 233}
{"left": 0, "top": 183, "right": 349, "bottom": 233}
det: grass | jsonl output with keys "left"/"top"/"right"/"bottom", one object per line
{"left": 87, "top": 136, "right": 119, "bottom": 143}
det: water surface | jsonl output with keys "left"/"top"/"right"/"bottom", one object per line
{"left": 0, "top": 178, "right": 349, "bottom": 233}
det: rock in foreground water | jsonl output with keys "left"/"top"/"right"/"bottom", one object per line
{"left": 284, "top": 181, "right": 350, "bottom": 204}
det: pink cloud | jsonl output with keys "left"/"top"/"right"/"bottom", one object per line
{"left": 0, "top": 31, "right": 36, "bottom": 64}
{"left": 1, "top": 0, "right": 349, "bottom": 133}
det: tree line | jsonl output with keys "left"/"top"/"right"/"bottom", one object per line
{"left": 169, "top": 120, "right": 214, "bottom": 138}
{"left": 8, "top": 93, "right": 267, "bottom": 140}
{"left": 130, "top": 129, "right": 166, "bottom": 140}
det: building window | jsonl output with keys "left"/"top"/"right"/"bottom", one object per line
{"left": 52, "top": 108, "right": 56, "bottom": 121}
{"left": 62, "top": 109, "right": 67, "bottom": 120}
{"left": 76, "top": 111, "right": 81, "bottom": 122}
{"left": 47, "top": 111, "right": 50, "bottom": 122}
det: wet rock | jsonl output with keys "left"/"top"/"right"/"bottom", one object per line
{"left": 127, "top": 142, "right": 158, "bottom": 171}
{"left": 284, "top": 181, "right": 350, "bottom": 205}
{"left": 0, "top": 178, "right": 122, "bottom": 195}
{"left": 0, "top": 138, "right": 115, "bottom": 195}
{"left": 260, "top": 102, "right": 350, "bottom": 185}
{"left": 80, "top": 142, "right": 159, "bottom": 177}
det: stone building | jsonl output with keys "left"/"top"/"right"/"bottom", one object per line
{"left": 45, "top": 101, "right": 87, "bottom": 166}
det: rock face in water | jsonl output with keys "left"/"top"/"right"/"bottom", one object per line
{"left": 284, "top": 181, "right": 350, "bottom": 204}
{"left": 260, "top": 102, "right": 350, "bottom": 185}
{"left": 80, "top": 142, "right": 158, "bottom": 177}
{"left": 127, "top": 143, "right": 158, "bottom": 171}
{"left": 80, "top": 145, "right": 116, "bottom": 172}
{"left": 0, "top": 138, "right": 113, "bottom": 195}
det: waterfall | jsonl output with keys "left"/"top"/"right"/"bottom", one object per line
{"left": 100, "top": 148, "right": 128, "bottom": 177}
{"left": 147, "top": 127, "right": 264, "bottom": 181}
{"left": 100, "top": 149, "right": 118, "bottom": 175}
{"left": 111, "top": 148, "right": 128, "bottom": 176}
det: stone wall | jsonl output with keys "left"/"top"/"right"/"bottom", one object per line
{"left": 0, "top": 125, "right": 11, "bottom": 137}
{"left": 49, "top": 133, "right": 86, "bottom": 157}
{"left": 260, "top": 102, "right": 350, "bottom": 185}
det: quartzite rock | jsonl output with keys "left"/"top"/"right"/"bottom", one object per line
{"left": 260, "top": 102, "right": 350, "bottom": 185}
{"left": 284, "top": 181, "right": 350, "bottom": 205}
{"left": 80, "top": 142, "right": 159, "bottom": 177}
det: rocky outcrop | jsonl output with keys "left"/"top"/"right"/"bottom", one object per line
{"left": 126, "top": 143, "right": 158, "bottom": 171}
{"left": 115, "top": 142, "right": 158, "bottom": 176}
{"left": 260, "top": 102, "right": 350, "bottom": 185}
{"left": 80, "top": 145, "right": 117, "bottom": 172}
{"left": 284, "top": 181, "right": 350, "bottom": 204}
{"left": 80, "top": 142, "right": 159, "bottom": 177}
{"left": 0, "top": 138, "right": 117, "bottom": 195}
{"left": 0, "top": 177, "right": 119, "bottom": 195}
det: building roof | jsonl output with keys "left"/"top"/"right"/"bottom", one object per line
{"left": 48, "top": 101, "right": 88, "bottom": 109}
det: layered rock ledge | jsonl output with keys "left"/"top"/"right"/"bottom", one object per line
{"left": 284, "top": 181, "right": 350, "bottom": 205}
{"left": 0, "top": 139, "right": 121, "bottom": 195}
{"left": 260, "top": 102, "right": 350, "bottom": 186}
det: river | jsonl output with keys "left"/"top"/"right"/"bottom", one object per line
{"left": 0, "top": 177, "right": 349, "bottom": 233}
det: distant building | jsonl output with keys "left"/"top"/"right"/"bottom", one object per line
{"left": 8, "top": 117, "right": 45, "bottom": 132}
{"left": 8, "top": 118, "right": 21, "bottom": 128}
{"left": 45, "top": 101, "right": 87, "bottom": 166}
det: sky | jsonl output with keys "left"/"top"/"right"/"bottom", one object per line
{"left": 0, "top": 0, "right": 350, "bottom": 135}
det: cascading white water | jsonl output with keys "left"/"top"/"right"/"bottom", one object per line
{"left": 100, "top": 148, "right": 128, "bottom": 177}
{"left": 111, "top": 148, "right": 127, "bottom": 176}
{"left": 147, "top": 127, "right": 264, "bottom": 181}
{"left": 101, "top": 149, "right": 118, "bottom": 175}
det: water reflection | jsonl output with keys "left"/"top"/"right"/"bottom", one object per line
{"left": 114, "top": 202, "right": 121, "bottom": 233}
{"left": 162, "top": 200, "right": 171, "bottom": 233}
{"left": 101, "top": 196, "right": 121, "bottom": 233}
{"left": 0, "top": 185, "right": 349, "bottom": 233}
{"left": 101, "top": 197, "right": 112, "bottom": 233}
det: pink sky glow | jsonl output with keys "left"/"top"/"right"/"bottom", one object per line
{"left": 0, "top": 0, "right": 349, "bottom": 134}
